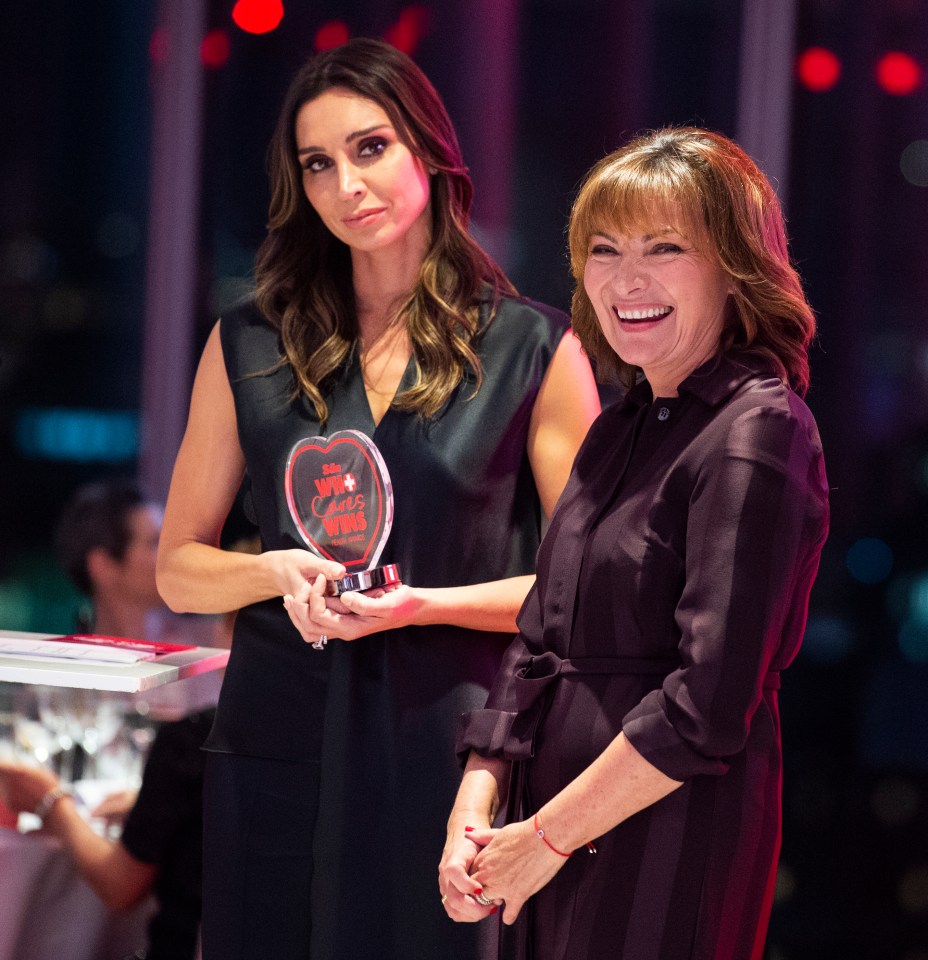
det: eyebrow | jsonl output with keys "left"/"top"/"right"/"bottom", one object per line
{"left": 297, "top": 124, "right": 392, "bottom": 156}
{"left": 591, "top": 227, "right": 678, "bottom": 243}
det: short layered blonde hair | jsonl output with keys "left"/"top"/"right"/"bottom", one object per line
{"left": 569, "top": 127, "right": 815, "bottom": 395}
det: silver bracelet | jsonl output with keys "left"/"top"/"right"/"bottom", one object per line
{"left": 34, "top": 786, "right": 71, "bottom": 822}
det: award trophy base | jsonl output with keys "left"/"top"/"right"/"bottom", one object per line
{"left": 328, "top": 563, "right": 402, "bottom": 597}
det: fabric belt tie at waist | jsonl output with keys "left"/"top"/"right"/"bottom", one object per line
{"left": 456, "top": 649, "right": 781, "bottom": 763}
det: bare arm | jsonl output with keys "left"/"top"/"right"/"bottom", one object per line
{"left": 0, "top": 763, "right": 156, "bottom": 910}
{"left": 465, "top": 732, "right": 682, "bottom": 924}
{"left": 286, "top": 572, "right": 538, "bottom": 639}
{"left": 284, "top": 332, "right": 601, "bottom": 641}
{"left": 534, "top": 733, "right": 681, "bottom": 851}
{"left": 156, "top": 322, "right": 345, "bottom": 615}
{"left": 526, "top": 329, "right": 601, "bottom": 518}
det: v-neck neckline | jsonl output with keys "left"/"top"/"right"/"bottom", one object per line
{"left": 349, "top": 350, "right": 416, "bottom": 433}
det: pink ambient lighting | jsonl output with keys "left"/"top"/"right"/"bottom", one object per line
{"left": 314, "top": 20, "right": 351, "bottom": 51}
{"left": 149, "top": 26, "right": 170, "bottom": 65}
{"left": 200, "top": 29, "right": 231, "bottom": 69}
{"left": 384, "top": 6, "right": 430, "bottom": 55}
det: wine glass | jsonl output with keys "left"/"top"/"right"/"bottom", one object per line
{"left": 33, "top": 686, "right": 77, "bottom": 782}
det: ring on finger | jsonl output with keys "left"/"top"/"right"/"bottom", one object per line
{"left": 474, "top": 892, "right": 494, "bottom": 907}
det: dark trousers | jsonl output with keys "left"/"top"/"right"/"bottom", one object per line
{"left": 201, "top": 752, "right": 321, "bottom": 960}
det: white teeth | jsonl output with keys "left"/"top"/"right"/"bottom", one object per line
{"left": 616, "top": 306, "right": 672, "bottom": 320}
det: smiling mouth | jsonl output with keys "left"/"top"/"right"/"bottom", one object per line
{"left": 613, "top": 305, "right": 674, "bottom": 324}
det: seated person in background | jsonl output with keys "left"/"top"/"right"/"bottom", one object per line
{"left": 0, "top": 480, "right": 245, "bottom": 960}
{"left": 56, "top": 478, "right": 218, "bottom": 781}
{"left": 0, "top": 704, "right": 215, "bottom": 960}
{"left": 55, "top": 477, "right": 167, "bottom": 640}
{"left": 53, "top": 477, "right": 182, "bottom": 801}
{"left": 0, "top": 623, "right": 238, "bottom": 960}
{"left": 55, "top": 476, "right": 212, "bottom": 647}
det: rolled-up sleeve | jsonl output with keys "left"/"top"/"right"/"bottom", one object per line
{"left": 623, "top": 403, "right": 828, "bottom": 781}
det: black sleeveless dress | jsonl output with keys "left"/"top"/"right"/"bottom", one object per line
{"left": 206, "top": 296, "right": 569, "bottom": 960}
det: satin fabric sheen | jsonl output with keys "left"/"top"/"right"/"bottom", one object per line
{"left": 205, "top": 296, "right": 570, "bottom": 960}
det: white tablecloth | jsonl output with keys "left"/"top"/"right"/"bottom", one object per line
{"left": 0, "top": 827, "right": 154, "bottom": 960}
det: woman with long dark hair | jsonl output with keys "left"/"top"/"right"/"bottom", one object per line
{"left": 157, "top": 38, "right": 599, "bottom": 960}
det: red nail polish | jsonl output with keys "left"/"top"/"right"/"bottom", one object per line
{"left": 490, "top": 907, "right": 498, "bottom": 915}
{"left": 464, "top": 826, "right": 475, "bottom": 832}
{"left": 474, "top": 888, "right": 483, "bottom": 896}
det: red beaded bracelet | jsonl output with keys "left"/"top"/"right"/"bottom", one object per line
{"left": 533, "top": 813, "right": 597, "bottom": 856}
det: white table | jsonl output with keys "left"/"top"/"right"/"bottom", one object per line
{"left": 0, "top": 826, "right": 154, "bottom": 960}
{"left": 0, "top": 630, "right": 229, "bottom": 693}
{"left": 0, "top": 633, "right": 217, "bottom": 958}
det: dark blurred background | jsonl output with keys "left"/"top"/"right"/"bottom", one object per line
{"left": 1, "top": 0, "right": 927, "bottom": 955}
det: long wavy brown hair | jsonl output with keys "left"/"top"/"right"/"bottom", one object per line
{"left": 254, "top": 38, "right": 515, "bottom": 426}
{"left": 568, "top": 127, "right": 816, "bottom": 396}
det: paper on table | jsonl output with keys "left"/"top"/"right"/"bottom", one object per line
{"left": 54, "top": 634, "right": 196, "bottom": 655}
{"left": 0, "top": 637, "right": 155, "bottom": 665}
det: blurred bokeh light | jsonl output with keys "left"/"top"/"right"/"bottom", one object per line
{"left": 846, "top": 537, "right": 894, "bottom": 585}
{"left": 232, "top": 0, "right": 284, "bottom": 35}
{"left": 314, "top": 20, "right": 351, "bottom": 52}
{"left": 796, "top": 46, "right": 842, "bottom": 92}
{"left": 875, "top": 51, "right": 923, "bottom": 96}
{"left": 900, "top": 140, "right": 928, "bottom": 187}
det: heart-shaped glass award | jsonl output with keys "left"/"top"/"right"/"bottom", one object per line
{"left": 284, "top": 429, "right": 400, "bottom": 596}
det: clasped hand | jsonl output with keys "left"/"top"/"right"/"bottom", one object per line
{"left": 283, "top": 572, "right": 422, "bottom": 644}
{"left": 438, "top": 819, "right": 569, "bottom": 926}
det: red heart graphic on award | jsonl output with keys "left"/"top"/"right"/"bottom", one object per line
{"left": 284, "top": 430, "right": 400, "bottom": 595}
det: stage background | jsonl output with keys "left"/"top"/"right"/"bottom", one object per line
{"left": 1, "top": 2, "right": 926, "bottom": 955}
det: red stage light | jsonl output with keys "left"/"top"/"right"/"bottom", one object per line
{"left": 149, "top": 26, "right": 170, "bottom": 65}
{"left": 876, "top": 51, "right": 922, "bottom": 96}
{"left": 232, "top": 0, "right": 284, "bottom": 35}
{"left": 200, "top": 29, "right": 231, "bottom": 69}
{"left": 384, "top": 5, "right": 429, "bottom": 55}
{"left": 795, "top": 46, "right": 841, "bottom": 92}
{"left": 314, "top": 20, "right": 350, "bottom": 51}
